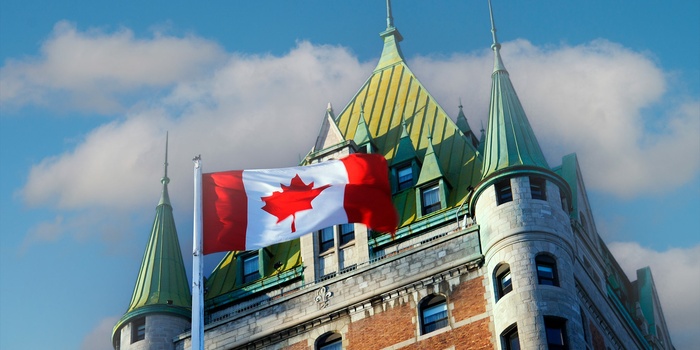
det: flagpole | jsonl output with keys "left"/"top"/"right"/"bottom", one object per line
{"left": 192, "top": 155, "right": 204, "bottom": 350}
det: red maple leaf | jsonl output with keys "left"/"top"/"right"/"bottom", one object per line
{"left": 261, "top": 174, "right": 331, "bottom": 232}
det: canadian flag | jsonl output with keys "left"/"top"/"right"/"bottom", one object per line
{"left": 202, "top": 153, "right": 398, "bottom": 254}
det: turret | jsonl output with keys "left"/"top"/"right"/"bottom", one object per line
{"left": 468, "top": 2, "right": 581, "bottom": 349}
{"left": 112, "top": 135, "right": 191, "bottom": 350}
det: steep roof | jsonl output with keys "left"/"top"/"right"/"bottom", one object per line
{"left": 333, "top": 4, "right": 482, "bottom": 228}
{"left": 113, "top": 137, "right": 191, "bottom": 338}
{"left": 480, "top": 1, "right": 549, "bottom": 180}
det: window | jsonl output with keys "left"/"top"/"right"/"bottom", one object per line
{"left": 530, "top": 177, "right": 546, "bottom": 200}
{"left": 420, "top": 295, "right": 449, "bottom": 334}
{"left": 544, "top": 317, "right": 568, "bottom": 350}
{"left": 131, "top": 317, "right": 145, "bottom": 343}
{"left": 316, "top": 332, "right": 342, "bottom": 350}
{"left": 495, "top": 179, "right": 513, "bottom": 205}
{"left": 319, "top": 227, "right": 334, "bottom": 252}
{"left": 397, "top": 165, "right": 413, "bottom": 191}
{"left": 421, "top": 184, "right": 441, "bottom": 215}
{"left": 536, "top": 254, "right": 559, "bottom": 286}
{"left": 495, "top": 264, "right": 513, "bottom": 299}
{"left": 502, "top": 324, "right": 520, "bottom": 350}
{"left": 242, "top": 254, "right": 260, "bottom": 284}
{"left": 339, "top": 223, "right": 355, "bottom": 246}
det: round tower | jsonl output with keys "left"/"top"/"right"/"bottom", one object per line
{"left": 467, "top": 2, "right": 583, "bottom": 349}
{"left": 112, "top": 135, "right": 191, "bottom": 350}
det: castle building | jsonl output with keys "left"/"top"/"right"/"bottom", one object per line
{"left": 113, "top": 2, "right": 674, "bottom": 349}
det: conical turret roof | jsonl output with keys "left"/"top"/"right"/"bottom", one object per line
{"left": 113, "top": 135, "right": 191, "bottom": 339}
{"left": 480, "top": 0, "right": 549, "bottom": 180}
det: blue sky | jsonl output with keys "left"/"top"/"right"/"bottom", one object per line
{"left": 1, "top": 1, "right": 698, "bottom": 349}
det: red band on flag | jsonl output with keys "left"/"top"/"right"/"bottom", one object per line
{"left": 202, "top": 170, "right": 248, "bottom": 254}
{"left": 341, "top": 154, "right": 398, "bottom": 233}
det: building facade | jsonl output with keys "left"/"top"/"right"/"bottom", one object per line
{"left": 113, "top": 2, "right": 674, "bottom": 350}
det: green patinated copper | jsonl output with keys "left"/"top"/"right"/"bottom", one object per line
{"left": 113, "top": 137, "right": 191, "bottom": 339}
{"left": 333, "top": 11, "right": 482, "bottom": 231}
{"left": 480, "top": 2, "right": 549, "bottom": 181}
{"left": 352, "top": 107, "right": 373, "bottom": 148}
{"left": 415, "top": 134, "right": 446, "bottom": 187}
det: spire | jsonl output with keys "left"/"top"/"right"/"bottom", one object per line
{"left": 416, "top": 127, "right": 447, "bottom": 186}
{"left": 488, "top": 0, "right": 507, "bottom": 73}
{"left": 113, "top": 134, "right": 191, "bottom": 341}
{"left": 375, "top": 0, "right": 405, "bottom": 71}
{"left": 353, "top": 104, "right": 374, "bottom": 148}
{"left": 480, "top": 0, "right": 549, "bottom": 180}
{"left": 391, "top": 119, "right": 418, "bottom": 166}
{"left": 159, "top": 132, "right": 171, "bottom": 206}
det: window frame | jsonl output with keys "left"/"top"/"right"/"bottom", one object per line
{"left": 315, "top": 332, "right": 342, "bottom": 350}
{"left": 318, "top": 226, "right": 335, "bottom": 253}
{"left": 529, "top": 176, "right": 547, "bottom": 200}
{"left": 419, "top": 294, "right": 449, "bottom": 335}
{"left": 535, "top": 254, "right": 559, "bottom": 286}
{"left": 131, "top": 317, "right": 145, "bottom": 343}
{"left": 396, "top": 164, "right": 414, "bottom": 191}
{"left": 421, "top": 183, "right": 442, "bottom": 215}
{"left": 242, "top": 254, "right": 260, "bottom": 284}
{"left": 495, "top": 179, "right": 513, "bottom": 205}
{"left": 339, "top": 223, "right": 355, "bottom": 246}
{"left": 544, "top": 316, "right": 568, "bottom": 350}
{"left": 495, "top": 264, "right": 513, "bottom": 300}
{"left": 502, "top": 324, "right": 520, "bottom": 350}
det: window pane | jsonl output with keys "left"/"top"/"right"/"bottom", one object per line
{"left": 397, "top": 166, "right": 413, "bottom": 191}
{"left": 530, "top": 177, "right": 546, "bottom": 200}
{"left": 339, "top": 223, "right": 354, "bottom": 245}
{"left": 496, "top": 180, "right": 513, "bottom": 205}
{"left": 499, "top": 270, "right": 512, "bottom": 296}
{"left": 243, "top": 255, "right": 259, "bottom": 283}
{"left": 422, "top": 185, "right": 441, "bottom": 214}
{"left": 421, "top": 297, "right": 448, "bottom": 334}
{"left": 319, "top": 227, "right": 334, "bottom": 252}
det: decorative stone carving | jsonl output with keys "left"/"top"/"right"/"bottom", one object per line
{"left": 315, "top": 286, "right": 333, "bottom": 309}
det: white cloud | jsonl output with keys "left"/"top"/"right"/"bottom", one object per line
{"left": 9, "top": 25, "right": 698, "bottom": 247}
{"left": 412, "top": 39, "right": 700, "bottom": 198}
{"left": 0, "top": 21, "right": 226, "bottom": 113}
{"left": 608, "top": 242, "right": 700, "bottom": 350}
{"left": 81, "top": 315, "right": 119, "bottom": 350}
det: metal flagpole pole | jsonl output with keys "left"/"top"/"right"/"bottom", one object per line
{"left": 192, "top": 155, "right": 204, "bottom": 350}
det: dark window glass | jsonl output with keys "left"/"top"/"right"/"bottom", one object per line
{"left": 421, "top": 185, "right": 441, "bottom": 215}
{"left": 497, "top": 267, "right": 513, "bottom": 298}
{"left": 495, "top": 179, "right": 513, "bottom": 205}
{"left": 339, "top": 223, "right": 355, "bottom": 245}
{"left": 397, "top": 165, "right": 413, "bottom": 191}
{"left": 319, "top": 227, "right": 334, "bottom": 252}
{"left": 316, "top": 332, "right": 342, "bottom": 350}
{"left": 545, "top": 317, "right": 568, "bottom": 350}
{"left": 242, "top": 255, "right": 260, "bottom": 284}
{"left": 503, "top": 325, "right": 520, "bottom": 350}
{"left": 420, "top": 295, "right": 449, "bottom": 334}
{"left": 536, "top": 255, "right": 559, "bottom": 286}
{"left": 131, "top": 317, "right": 145, "bottom": 343}
{"left": 530, "top": 177, "right": 547, "bottom": 200}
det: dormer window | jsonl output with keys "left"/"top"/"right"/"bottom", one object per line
{"left": 421, "top": 184, "right": 441, "bottom": 215}
{"left": 396, "top": 165, "right": 413, "bottom": 191}
{"left": 242, "top": 254, "right": 260, "bottom": 284}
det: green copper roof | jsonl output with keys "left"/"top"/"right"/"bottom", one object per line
{"left": 333, "top": 9, "right": 482, "bottom": 228}
{"left": 113, "top": 137, "right": 191, "bottom": 339}
{"left": 374, "top": 0, "right": 405, "bottom": 71}
{"left": 204, "top": 239, "right": 303, "bottom": 304}
{"left": 480, "top": 1, "right": 549, "bottom": 180}
{"left": 415, "top": 133, "right": 446, "bottom": 187}
{"left": 455, "top": 102, "right": 473, "bottom": 135}
{"left": 352, "top": 106, "right": 374, "bottom": 147}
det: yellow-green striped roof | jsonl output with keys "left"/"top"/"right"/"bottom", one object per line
{"left": 334, "top": 19, "right": 482, "bottom": 228}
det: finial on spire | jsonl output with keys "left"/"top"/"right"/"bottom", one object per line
{"left": 488, "top": 0, "right": 507, "bottom": 72}
{"left": 386, "top": 0, "right": 394, "bottom": 29}
{"left": 459, "top": 98, "right": 463, "bottom": 110}
{"left": 162, "top": 132, "right": 170, "bottom": 185}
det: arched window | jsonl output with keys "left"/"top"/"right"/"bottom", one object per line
{"left": 502, "top": 323, "right": 520, "bottom": 350}
{"left": 315, "top": 332, "right": 341, "bottom": 350}
{"left": 535, "top": 254, "right": 559, "bottom": 286}
{"left": 544, "top": 316, "right": 568, "bottom": 350}
{"left": 495, "top": 263, "right": 513, "bottom": 300}
{"left": 419, "top": 294, "right": 448, "bottom": 334}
